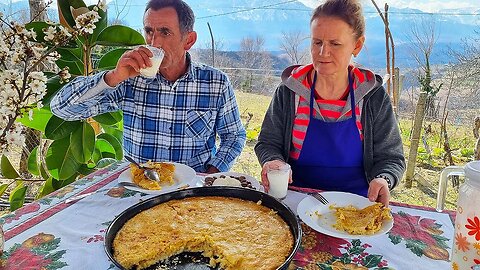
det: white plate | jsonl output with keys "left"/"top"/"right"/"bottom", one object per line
{"left": 297, "top": 191, "right": 394, "bottom": 239}
{"left": 202, "top": 172, "right": 264, "bottom": 192}
{"left": 117, "top": 162, "right": 197, "bottom": 194}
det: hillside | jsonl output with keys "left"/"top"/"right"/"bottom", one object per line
{"left": 1, "top": 0, "right": 479, "bottom": 69}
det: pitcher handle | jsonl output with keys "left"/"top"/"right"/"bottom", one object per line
{"left": 436, "top": 166, "right": 464, "bottom": 212}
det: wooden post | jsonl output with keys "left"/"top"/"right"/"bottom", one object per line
{"left": 384, "top": 3, "right": 391, "bottom": 96}
{"left": 474, "top": 116, "right": 480, "bottom": 160}
{"left": 393, "top": 67, "right": 400, "bottom": 118}
{"left": 405, "top": 91, "right": 428, "bottom": 188}
{"left": 207, "top": 22, "right": 215, "bottom": 67}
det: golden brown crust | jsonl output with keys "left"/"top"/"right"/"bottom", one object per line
{"left": 113, "top": 197, "right": 294, "bottom": 270}
{"left": 130, "top": 162, "right": 175, "bottom": 190}
{"left": 331, "top": 203, "right": 392, "bottom": 235}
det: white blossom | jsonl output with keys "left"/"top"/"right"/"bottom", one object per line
{"left": 5, "top": 125, "right": 25, "bottom": 148}
{"left": 59, "top": 67, "right": 72, "bottom": 83}
{"left": 75, "top": 10, "right": 100, "bottom": 35}
{"left": 98, "top": 0, "right": 107, "bottom": 12}
{"left": 43, "top": 26, "right": 57, "bottom": 42}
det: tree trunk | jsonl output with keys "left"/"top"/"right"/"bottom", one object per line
{"left": 405, "top": 91, "right": 428, "bottom": 188}
{"left": 441, "top": 112, "right": 454, "bottom": 166}
{"left": 20, "top": 0, "right": 47, "bottom": 177}
{"left": 474, "top": 116, "right": 480, "bottom": 160}
{"left": 29, "top": 0, "right": 47, "bottom": 21}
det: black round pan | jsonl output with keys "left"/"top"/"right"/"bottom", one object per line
{"left": 104, "top": 186, "right": 302, "bottom": 270}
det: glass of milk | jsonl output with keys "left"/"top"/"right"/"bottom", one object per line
{"left": 267, "top": 163, "right": 291, "bottom": 199}
{"left": 139, "top": 45, "right": 164, "bottom": 78}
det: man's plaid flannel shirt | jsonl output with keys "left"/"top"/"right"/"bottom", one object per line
{"left": 50, "top": 58, "right": 246, "bottom": 172}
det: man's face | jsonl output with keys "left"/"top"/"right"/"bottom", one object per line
{"left": 143, "top": 7, "right": 195, "bottom": 70}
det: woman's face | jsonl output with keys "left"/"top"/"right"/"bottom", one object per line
{"left": 310, "top": 16, "right": 365, "bottom": 77}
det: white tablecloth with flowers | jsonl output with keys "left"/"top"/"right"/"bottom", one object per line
{"left": 0, "top": 162, "right": 459, "bottom": 269}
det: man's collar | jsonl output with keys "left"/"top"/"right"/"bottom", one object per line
{"left": 184, "top": 52, "right": 196, "bottom": 81}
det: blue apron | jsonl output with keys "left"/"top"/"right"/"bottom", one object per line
{"left": 290, "top": 72, "right": 369, "bottom": 197}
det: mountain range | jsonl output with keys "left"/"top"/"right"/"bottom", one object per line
{"left": 2, "top": 0, "right": 479, "bottom": 69}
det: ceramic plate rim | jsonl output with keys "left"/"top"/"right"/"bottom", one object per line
{"left": 202, "top": 172, "right": 264, "bottom": 192}
{"left": 117, "top": 162, "right": 197, "bottom": 194}
{"left": 297, "top": 191, "right": 394, "bottom": 239}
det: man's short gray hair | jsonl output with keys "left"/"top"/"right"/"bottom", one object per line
{"left": 145, "top": 0, "right": 195, "bottom": 34}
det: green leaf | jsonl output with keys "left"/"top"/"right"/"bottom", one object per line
{"left": 10, "top": 185, "right": 27, "bottom": 211}
{"left": 432, "top": 234, "right": 450, "bottom": 249}
{"left": 38, "top": 161, "right": 51, "bottom": 180}
{"left": 58, "top": 0, "right": 87, "bottom": 29}
{"left": 97, "top": 48, "right": 130, "bottom": 70}
{"left": 1, "top": 155, "right": 20, "bottom": 179}
{"left": 95, "top": 138, "right": 115, "bottom": 155}
{"left": 45, "top": 115, "right": 82, "bottom": 140}
{"left": 102, "top": 124, "right": 123, "bottom": 142}
{"left": 101, "top": 152, "right": 116, "bottom": 159}
{"left": 16, "top": 107, "right": 53, "bottom": 133}
{"left": 56, "top": 47, "right": 83, "bottom": 63}
{"left": 0, "top": 184, "right": 8, "bottom": 197}
{"left": 56, "top": 59, "right": 84, "bottom": 76}
{"left": 77, "top": 164, "right": 96, "bottom": 176}
{"left": 70, "top": 122, "right": 95, "bottom": 163}
{"left": 27, "top": 147, "right": 40, "bottom": 176}
{"left": 316, "top": 263, "right": 333, "bottom": 270}
{"left": 97, "top": 133, "right": 123, "bottom": 160}
{"left": 92, "top": 147, "right": 102, "bottom": 164}
{"left": 388, "top": 234, "right": 402, "bottom": 245}
{"left": 363, "top": 254, "right": 382, "bottom": 268}
{"left": 97, "top": 158, "right": 117, "bottom": 168}
{"left": 95, "top": 25, "right": 145, "bottom": 46}
{"left": 93, "top": 111, "right": 123, "bottom": 125}
{"left": 405, "top": 239, "right": 427, "bottom": 257}
{"left": 46, "top": 136, "right": 82, "bottom": 180}
{"left": 52, "top": 174, "right": 78, "bottom": 190}
{"left": 36, "top": 177, "right": 55, "bottom": 199}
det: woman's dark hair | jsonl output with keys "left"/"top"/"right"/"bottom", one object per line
{"left": 310, "top": 0, "right": 365, "bottom": 39}
{"left": 145, "top": 0, "right": 195, "bottom": 34}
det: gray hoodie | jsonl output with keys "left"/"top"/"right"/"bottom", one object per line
{"left": 254, "top": 65, "right": 405, "bottom": 189}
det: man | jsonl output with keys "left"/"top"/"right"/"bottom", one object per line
{"left": 50, "top": 0, "right": 246, "bottom": 173}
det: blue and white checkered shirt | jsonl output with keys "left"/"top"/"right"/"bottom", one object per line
{"left": 50, "top": 55, "right": 246, "bottom": 172}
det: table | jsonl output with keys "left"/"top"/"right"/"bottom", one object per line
{"left": 0, "top": 162, "right": 456, "bottom": 269}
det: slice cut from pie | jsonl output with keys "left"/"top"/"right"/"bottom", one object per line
{"left": 130, "top": 161, "right": 175, "bottom": 190}
{"left": 331, "top": 203, "right": 391, "bottom": 235}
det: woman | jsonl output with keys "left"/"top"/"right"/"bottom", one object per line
{"left": 255, "top": 0, "right": 405, "bottom": 206}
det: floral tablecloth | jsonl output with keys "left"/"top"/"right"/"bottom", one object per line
{"left": 0, "top": 162, "right": 457, "bottom": 270}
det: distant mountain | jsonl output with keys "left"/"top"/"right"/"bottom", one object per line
{"left": 2, "top": 0, "right": 478, "bottom": 70}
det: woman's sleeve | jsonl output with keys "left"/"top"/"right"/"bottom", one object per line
{"left": 255, "top": 85, "right": 289, "bottom": 166}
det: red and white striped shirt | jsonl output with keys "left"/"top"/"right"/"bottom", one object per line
{"left": 290, "top": 65, "right": 364, "bottom": 160}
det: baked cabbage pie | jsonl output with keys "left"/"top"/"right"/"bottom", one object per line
{"left": 113, "top": 196, "right": 294, "bottom": 269}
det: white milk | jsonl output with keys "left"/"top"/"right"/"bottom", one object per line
{"left": 267, "top": 164, "right": 290, "bottom": 199}
{"left": 139, "top": 46, "right": 164, "bottom": 78}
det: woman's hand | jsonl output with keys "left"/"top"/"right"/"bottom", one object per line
{"left": 367, "top": 178, "right": 390, "bottom": 207}
{"left": 261, "top": 160, "right": 292, "bottom": 192}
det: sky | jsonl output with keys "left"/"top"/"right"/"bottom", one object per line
{"left": 7, "top": 0, "right": 480, "bottom": 13}
{"left": 299, "top": 0, "right": 480, "bottom": 12}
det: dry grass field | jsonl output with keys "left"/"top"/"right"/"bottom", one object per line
{"left": 233, "top": 90, "right": 473, "bottom": 211}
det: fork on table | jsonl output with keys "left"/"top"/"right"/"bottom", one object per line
{"left": 309, "top": 192, "right": 329, "bottom": 205}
